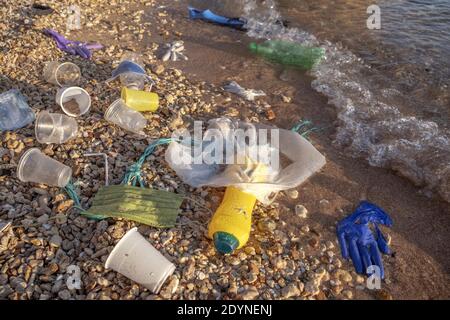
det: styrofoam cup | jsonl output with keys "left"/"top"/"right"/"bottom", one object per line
{"left": 105, "top": 227, "right": 175, "bottom": 293}
{"left": 43, "top": 61, "right": 81, "bottom": 87}
{"left": 56, "top": 86, "right": 91, "bottom": 117}
{"left": 17, "top": 148, "right": 72, "bottom": 187}
{"left": 35, "top": 111, "right": 78, "bottom": 144}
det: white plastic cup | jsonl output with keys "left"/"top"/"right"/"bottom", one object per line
{"left": 35, "top": 111, "right": 78, "bottom": 144}
{"left": 104, "top": 99, "right": 147, "bottom": 135}
{"left": 17, "top": 148, "right": 72, "bottom": 187}
{"left": 105, "top": 227, "right": 175, "bottom": 293}
{"left": 56, "top": 86, "right": 91, "bottom": 117}
{"left": 43, "top": 61, "right": 81, "bottom": 87}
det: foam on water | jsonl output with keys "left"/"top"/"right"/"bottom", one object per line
{"left": 242, "top": 0, "right": 450, "bottom": 202}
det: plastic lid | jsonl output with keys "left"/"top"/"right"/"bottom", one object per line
{"left": 248, "top": 42, "right": 258, "bottom": 53}
{"left": 213, "top": 232, "right": 239, "bottom": 254}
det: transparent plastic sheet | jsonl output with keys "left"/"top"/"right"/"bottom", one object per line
{"left": 165, "top": 118, "right": 326, "bottom": 204}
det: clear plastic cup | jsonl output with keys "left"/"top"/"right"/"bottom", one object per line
{"left": 35, "top": 111, "right": 78, "bottom": 144}
{"left": 55, "top": 86, "right": 91, "bottom": 117}
{"left": 43, "top": 61, "right": 81, "bottom": 87}
{"left": 104, "top": 99, "right": 147, "bottom": 135}
{"left": 17, "top": 148, "right": 72, "bottom": 187}
{"left": 105, "top": 227, "right": 175, "bottom": 293}
{"left": 120, "top": 72, "right": 146, "bottom": 90}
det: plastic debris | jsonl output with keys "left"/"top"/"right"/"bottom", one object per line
{"left": 166, "top": 118, "right": 326, "bottom": 253}
{"left": 188, "top": 7, "right": 246, "bottom": 30}
{"left": 17, "top": 148, "right": 72, "bottom": 187}
{"left": 106, "top": 54, "right": 154, "bottom": 90}
{"left": 107, "top": 60, "right": 146, "bottom": 82}
{"left": 105, "top": 227, "right": 175, "bottom": 293}
{"left": 104, "top": 99, "right": 147, "bottom": 135}
{"left": 121, "top": 87, "right": 159, "bottom": 112}
{"left": 161, "top": 41, "right": 188, "bottom": 62}
{"left": 249, "top": 40, "right": 325, "bottom": 70}
{"left": 35, "top": 111, "right": 78, "bottom": 144}
{"left": 0, "top": 89, "right": 35, "bottom": 131}
{"left": 43, "top": 29, "right": 103, "bottom": 59}
{"left": 223, "top": 81, "right": 266, "bottom": 101}
{"left": 337, "top": 201, "right": 393, "bottom": 279}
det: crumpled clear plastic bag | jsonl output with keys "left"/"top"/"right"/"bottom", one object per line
{"left": 0, "top": 89, "right": 35, "bottom": 131}
{"left": 165, "top": 118, "right": 326, "bottom": 204}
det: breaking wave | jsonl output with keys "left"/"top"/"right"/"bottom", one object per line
{"left": 242, "top": 0, "right": 450, "bottom": 202}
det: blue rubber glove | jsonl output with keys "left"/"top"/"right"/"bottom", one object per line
{"left": 188, "top": 7, "right": 247, "bottom": 30}
{"left": 337, "top": 201, "right": 393, "bottom": 279}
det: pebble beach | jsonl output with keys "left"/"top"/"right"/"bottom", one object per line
{"left": 1, "top": 0, "right": 450, "bottom": 300}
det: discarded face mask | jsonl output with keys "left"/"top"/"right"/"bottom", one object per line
{"left": 0, "top": 89, "right": 35, "bottom": 131}
{"left": 337, "top": 201, "right": 393, "bottom": 279}
{"left": 188, "top": 7, "right": 247, "bottom": 30}
{"left": 223, "top": 81, "right": 266, "bottom": 101}
{"left": 43, "top": 29, "right": 103, "bottom": 59}
{"left": 161, "top": 41, "right": 188, "bottom": 62}
{"left": 106, "top": 60, "right": 154, "bottom": 90}
{"left": 83, "top": 185, "right": 184, "bottom": 228}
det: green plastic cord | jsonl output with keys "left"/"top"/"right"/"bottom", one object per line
{"left": 291, "top": 119, "right": 324, "bottom": 140}
{"left": 121, "top": 138, "right": 175, "bottom": 187}
{"left": 64, "top": 180, "right": 105, "bottom": 220}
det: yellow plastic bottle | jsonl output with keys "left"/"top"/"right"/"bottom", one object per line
{"left": 207, "top": 186, "right": 257, "bottom": 254}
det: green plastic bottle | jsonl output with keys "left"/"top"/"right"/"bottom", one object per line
{"left": 249, "top": 40, "right": 325, "bottom": 70}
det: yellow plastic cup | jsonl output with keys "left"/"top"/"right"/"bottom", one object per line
{"left": 121, "top": 87, "right": 159, "bottom": 112}
{"left": 207, "top": 186, "right": 257, "bottom": 254}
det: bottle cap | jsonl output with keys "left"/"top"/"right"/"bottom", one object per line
{"left": 213, "top": 232, "right": 239, "bottom": 254}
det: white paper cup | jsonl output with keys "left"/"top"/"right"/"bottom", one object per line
{"left": 56, "top": 86, "right": 91, "bottom": 117}
{"left": 105, "top": 227, "right": 175, "bottom": 293}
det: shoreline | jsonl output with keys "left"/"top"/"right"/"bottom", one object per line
{"left": 0, "top": 0, "right": 449, "bottom": 300}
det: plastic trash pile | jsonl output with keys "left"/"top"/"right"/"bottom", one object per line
{"left": 166, "top": 118, "right": 326, "bottom": 253}
{"left": 0, "top": 7, "right": 394, "bottom": 296}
